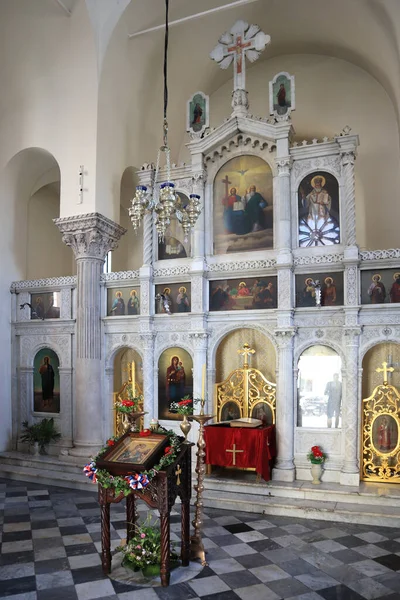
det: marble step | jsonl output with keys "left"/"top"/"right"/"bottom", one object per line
{"left": 204, "top": 476, "right": 400, "bottom": 508}
{"left": 202, "top": 483, "right": 400, "bottom": 527}
{"left": 0, "top": 452, "right": 92, "bottom": 491}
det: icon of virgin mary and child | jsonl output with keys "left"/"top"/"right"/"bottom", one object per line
{"left": 166, "top": 356, "right": 186, "bottom": 403}
{"left": 223, "top": 185, "right": 268, "bottom": 236}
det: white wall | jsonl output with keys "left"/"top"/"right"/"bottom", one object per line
{"left": 26, "top": 185, "right": 74, "bottom": 279}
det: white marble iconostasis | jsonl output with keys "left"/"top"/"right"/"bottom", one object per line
{"left": 8, "top": 112, "right": 400, "bottom": 486}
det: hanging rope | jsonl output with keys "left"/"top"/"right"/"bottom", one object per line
{"left": 162, "top": 0, "right": 169, "bottom": 148}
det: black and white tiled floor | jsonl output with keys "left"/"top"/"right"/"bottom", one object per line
{"left": 0, "top": 478, "right": 400, "bottom": 600}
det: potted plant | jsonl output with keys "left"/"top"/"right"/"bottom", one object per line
{"left": 116, "top": 516, "right": 179, "bottom": 578}
{"left": 20, "top": 418, "right": 61, "bottom": 455}
{"left": 307, "top": 445, "right": 326, "bottom": 484}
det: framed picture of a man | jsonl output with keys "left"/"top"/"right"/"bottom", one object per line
{"left": 360, "top": 269, "right": 400, "bottom": 304}
{"left": 298, "top": 172, "right": 340, "bottom": 247}
{"left": 269, "top": 72, "right": 295, "bottom": 119}
{"left": 213, "top": 155, "right": 273, "bottom": 255}
{"left": 187, "top": 91, "right": 209, "bottom": 136}
{"left": 33, "top": 348, "right": 60, "bottom": 413}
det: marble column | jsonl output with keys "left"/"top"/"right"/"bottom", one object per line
{"left": 140, "top": 332, "right": 156, "bottom": 427}
{"left": 341, "top": 327, "right": 362, "bottom": 485}
{"left": 191, "top": 169, "right": 206, "bottom": 260}
{"left": 189, "top": 332, "right": 208, "bottom": 400}
{"left": 273, "top": 328, "right": 297, "bottom": 482}
{"left": 275, "top": 156, "right": 293, "bottom": 252}
{"left": 54, "top": 213, "right": 126, "bottom": 456}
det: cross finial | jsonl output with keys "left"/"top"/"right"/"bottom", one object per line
{"left": 210, "top": 20, "right": 270, "bottom": 115}
{"left": 238, "top": 343, "right": 255, "bottom": 368}
{"left": 376, "top": 361, "right": 395, "bottom": 384}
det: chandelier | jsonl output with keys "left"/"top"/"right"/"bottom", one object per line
{"left": 129, "top": 0, "right": 201, "bottom": 242}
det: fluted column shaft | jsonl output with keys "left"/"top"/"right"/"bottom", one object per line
{"left": 54, "top": 213, "right": 126, "bottom": 456}
{"left": 341, "top": 328, "right": 361, "bottom": 485}
{"left": 140, "top": 333, "right": 156, "bottom": 427}
{"left": 275, "top": 157, "right": 292, "bottom": 252}
{"left": 273, "top": 329, "right": 296, "bottom": 482}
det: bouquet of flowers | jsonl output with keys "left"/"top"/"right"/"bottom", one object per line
{"left": 169, "top": 396, "right": 199, "bottom": 416}
{"left": 115, "top": 393, "right": 143, "bottom": 414}
{"left": 116, "top": 516, "right": 178, "bottom": 572}
{"left": 307, "top": 445, "right": 326, "bottom": 464}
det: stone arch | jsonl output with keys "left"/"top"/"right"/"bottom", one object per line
{"left": 105, "top": 340, "right": 143, "bottom": 371}
{"left": 294, "top": 339, "right": 346, "bottom": 369}
{"left": 2, "top": 147, "right": 71, "bottom": 281}
{"left": 361, "top": 341, "right": 400, "bottom": 401}
{"left": 209, "top": 323, "right": 277, "bottom": 370}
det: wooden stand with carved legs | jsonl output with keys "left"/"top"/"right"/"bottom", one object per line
{"left": 98, "top": 443, "right": 192, "bottom": 587}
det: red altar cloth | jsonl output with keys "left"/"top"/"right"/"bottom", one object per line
{"left": 204, "top": 425, "right": 276, "bottom": 482}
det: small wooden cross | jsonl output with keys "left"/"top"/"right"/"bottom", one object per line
{"left": 225, "top": 444, "right": 244, "bottom": 466}
{"left": 175, "top": 464, "right": 182, "bottom": 486}
{"left": 376, "top": 361, "right": 395, "bottom": 384}
{"left": 221, "top": 174, "right": 231, "bottom": 198}
{"left": 238, "top": 343, "right": 255, "bottom": 368}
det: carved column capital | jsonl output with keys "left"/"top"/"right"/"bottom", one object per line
{"left": 139, "top": 332, "right": 157, "bottom": 348}
{"left": 192, "top": 170, "right": 207, "bottom": 184}
{"left": 340, "top": 150, "right": 356, "bottom": 166}
{"left": 344, "top": 326, "right": 363, "bottom": 339}
{"left": 54, "top": 213, "right": 126, "bottom": 260}
{"left": 189, "top": 331, "right": 209, "bottom": 349}
{"left": 275, "top": 156, "right": 293, "bottom": 176}
{"left": 274, "top": 327, "right": 297, "bottom": 348}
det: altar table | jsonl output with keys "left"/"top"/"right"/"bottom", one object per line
{"left": 204, "top": 425, "right": 276, "bottom": 482}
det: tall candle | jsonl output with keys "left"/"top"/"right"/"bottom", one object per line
{"left": 201, "top": 363, "right": 206, "bottom": 399}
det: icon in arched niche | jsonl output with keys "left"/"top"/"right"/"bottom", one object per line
{"left": 33, "top": 348, "right": 60, "bottom": 413}
{"left": 158, "top": 192, "right": 191, "bottom": 260}
{"left": 213, "top": 155, "right": 273, "bottom": 255}
{"left": 158, "top": 348, "right": 193, "bottom": 421}
{"left": 298, "top": 171, "right": 340, "bottom": 247}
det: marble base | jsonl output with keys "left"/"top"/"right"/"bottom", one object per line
{"left": 340, "top": 471, "right": 360, "bottom": 486}
{"left": 272, "top": 467, "right": 295, "bottom": 482}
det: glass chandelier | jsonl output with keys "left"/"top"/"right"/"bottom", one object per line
{"left": 129, "top": 0, "right": 201, "bottom": 242}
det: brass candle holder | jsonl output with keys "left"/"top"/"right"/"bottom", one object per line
{"left": 190, "top": 398, "right": 215, "bottom": 566}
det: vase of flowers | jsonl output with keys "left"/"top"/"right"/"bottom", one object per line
{"left": 307, "top": 445, "right": 326, "bottom": 484}
{"left": 115, "top": 394, "right": 146, "bottom": 432}
{"left": 116, "top": 517, "right": 179, "bottom": 578}
{"left": 170, "top": 396, "right": 199, "bottom": 443}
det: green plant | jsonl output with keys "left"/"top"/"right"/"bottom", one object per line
{"left": 20, "top": 418, "right": 61, "bottom": 453}
{"left": 115, "top": 394, "right": 143, "bottom": 414}
{"left": 116, "top": 516, "right": 178, "bottom": 571}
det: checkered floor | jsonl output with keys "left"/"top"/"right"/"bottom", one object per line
{"left": 0, "top": 478, "right": 400, "bottom": 600}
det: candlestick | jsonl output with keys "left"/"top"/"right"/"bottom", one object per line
{"left": 189, "top": 413, "right": 215, "bottom": 566}
{"left": 201, "top": 363, "right": 206, "bottom": 401}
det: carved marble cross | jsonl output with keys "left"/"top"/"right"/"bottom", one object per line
{"left": 210, "top": 20, "right": 270, "bottom": 92}
{"left": 376, "top": 361, "right": 395, "bottom": 384}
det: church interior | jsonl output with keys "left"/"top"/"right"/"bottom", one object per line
{"left": 1, "top": 1, "right": 400, "bottom": 598}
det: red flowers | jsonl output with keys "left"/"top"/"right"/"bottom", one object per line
{"left": 178, "top": 399, "right": 192, "bottom": 406}
{"left": 139, "top": 429, "right": 151, "bottom": 437}
{"left": 311, "top": 445, "right": 323, "bottom": 458}
{"left": 164, "top": 446, "right": 172, "bottom": 454}
{"left": 107, "top": 439, "right": 115, "bottom": 447}
{"left": 121, "top": 400, "right": 134, "bottom": 407}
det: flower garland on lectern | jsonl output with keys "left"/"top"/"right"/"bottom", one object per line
{"left": 83, "top": 427, "right": 182, "bottom": 496}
